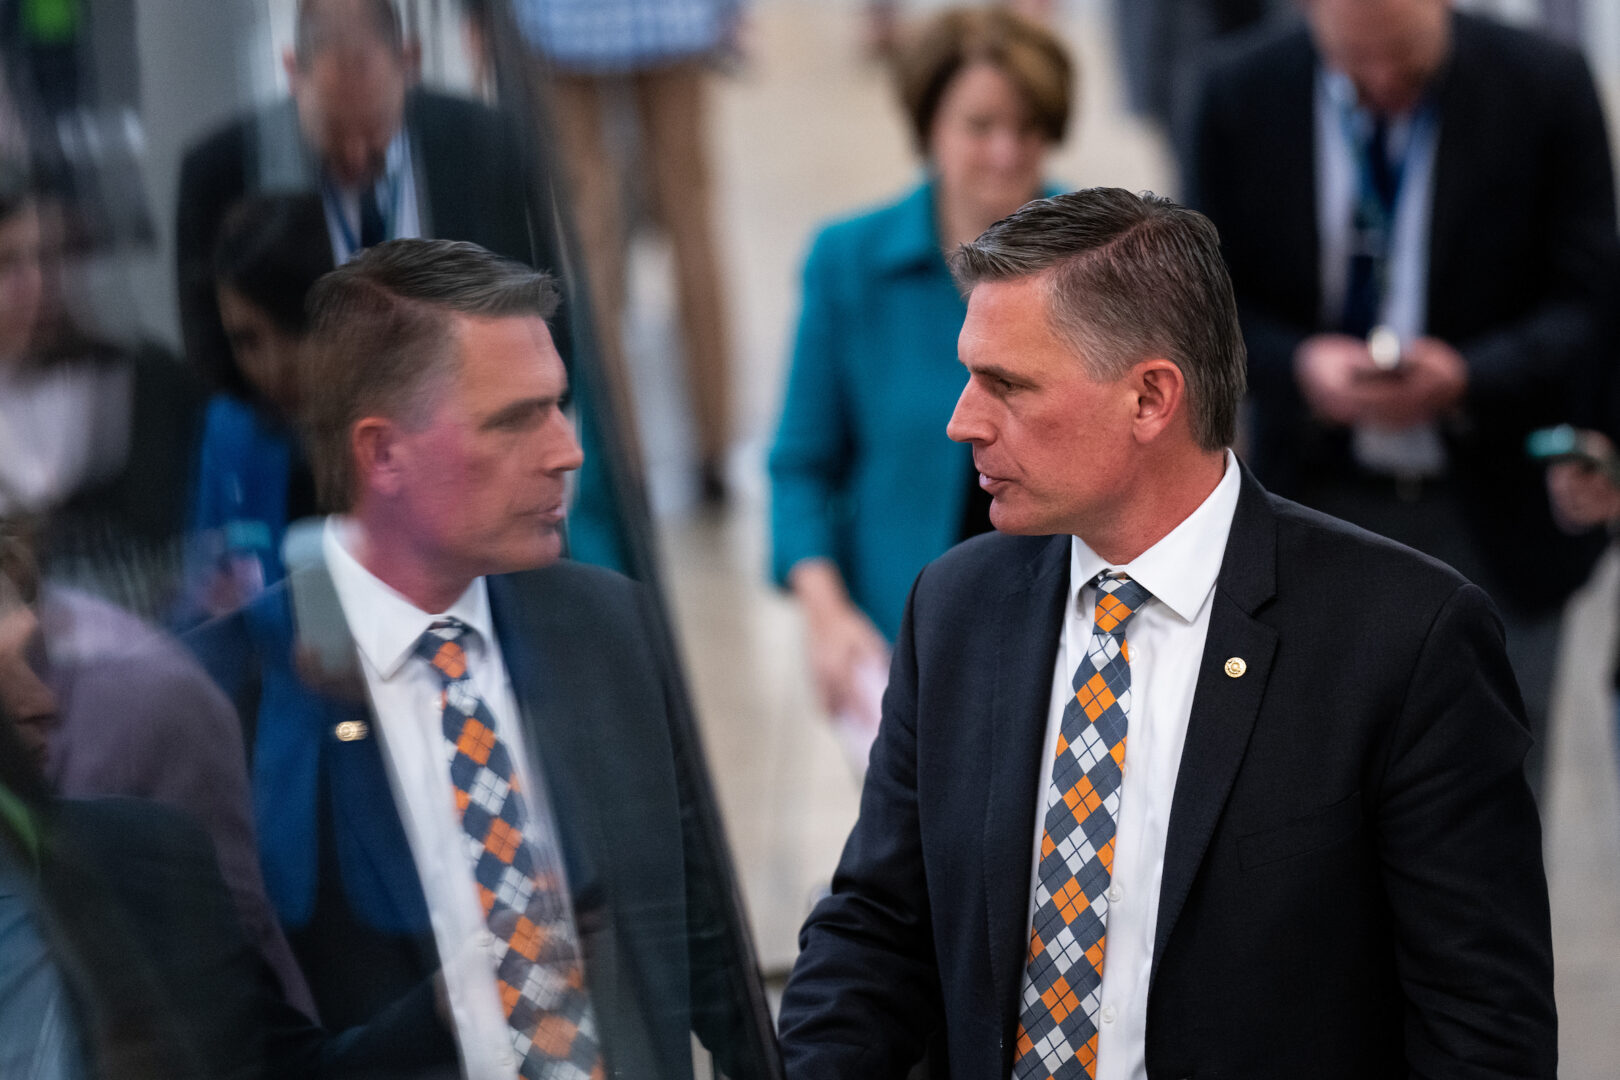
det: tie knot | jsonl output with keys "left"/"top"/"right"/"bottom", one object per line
{"left": 415, "top": 618, "right": 471, "bottom": 683}
{"left": 1091, "top": 572, "right": 1152, "bottom": 636}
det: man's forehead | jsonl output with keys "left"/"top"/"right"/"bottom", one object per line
{"left": 451, "top": 313, "right": 562, "bottom": 376}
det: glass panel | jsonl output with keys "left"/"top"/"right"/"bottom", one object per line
{"left": 0, "top": 2, "right": 779, "bottom": 1076}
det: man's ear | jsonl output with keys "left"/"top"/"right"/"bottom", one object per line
{"left": 1131, "top": 358, "right": 1188, "bottom": 445}
{"left": 351, "top": 416, "right": 407, "bottom": 499}
{"left": 282, "top": 47, "right": 301, "bottom": 90}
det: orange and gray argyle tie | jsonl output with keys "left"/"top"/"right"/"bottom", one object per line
{"left": 1013, "top": 572, "right": 1152, "bottom": 1080}
{"left": 416, "top": 619, "right": 603, "bottom": 1080}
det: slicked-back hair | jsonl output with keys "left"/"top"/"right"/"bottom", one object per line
{"left": 300, "top": 238, "right": 561, "bottom": 511}
{"left": 950, "top": 187, "right": 1246, "bottom": 451}
{"left": 294, "top": 0, "right": 404, "bottom": 67}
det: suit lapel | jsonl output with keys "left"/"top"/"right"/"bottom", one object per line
{"left": 486, "top": 572, "right": 606, "bottom": 912}
{"left": 983, "top": 535, "right": 1072, "bottom": 1036}
{"left": 1151, "top": 469, "right": 1279, "bottom": 982}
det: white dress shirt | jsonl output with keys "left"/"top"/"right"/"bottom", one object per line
{"left": 320, "top": 129, "right": 422, "bottom": 266}
{"left": 1313, "top": 69, "right": 1447, "bottom": 477}
{"left": 1021, "top": 451, "right": 1242, "bottom": 1080}
{"left": 323, "top": 518, "right": 562, "bottom": 1080}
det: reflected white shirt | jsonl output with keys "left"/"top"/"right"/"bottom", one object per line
{"left": 323, "top": 518, "right": 551, "bottom": 1080}
{"left": 321, "top": 129, "right": 422, "bottom": 266}
{"left": 1021, "top": 451, "right": 1241, "bottom": 1080}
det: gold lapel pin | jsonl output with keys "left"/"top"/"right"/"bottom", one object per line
{"left": 334, "top": 719, "right": 371, "bottom": 742}
{"left": 1224, "top": 657, "right": 1247, "bottom": 679}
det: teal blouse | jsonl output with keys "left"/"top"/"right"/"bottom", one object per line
{"left": 770, "top": 181, "right": 1058, "bottom": 641}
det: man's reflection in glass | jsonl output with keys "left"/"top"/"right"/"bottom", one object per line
{"left": 190, "top": 238, "right": 763, "bottom": 1080}
{"left": 175, "top": 0, "right": 543, "bottom": 402}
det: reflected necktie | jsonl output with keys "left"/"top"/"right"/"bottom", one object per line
{"left": 358, "top": 184, "right": 387, "bottom": 249}
{"left": 415, "top": 619, "right": 603, "bottom": 1080}
{"left": 1013, "top": 573, "right": 1152, "bottom": 1080}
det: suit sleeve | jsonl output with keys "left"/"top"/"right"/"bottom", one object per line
{"left": 1375, "top": 583, "right": 1556, "bottom": 1078}
{"left": 1455, "top": 48, "right": 1618, "bottom": 414}
{"left": 777, "top": 570, "right": 942, "bottom": 1078}
{"left": 767, "top": 227, "right": 856, "bottom": 589}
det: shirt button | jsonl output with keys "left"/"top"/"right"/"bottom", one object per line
{"left": 1107, "top": 884, "right": 1122, "bottom": 903}
{"left": 478, "top": 930, "right": 495, "bottom": 949}
{"left": 1101, "top": 1005, "right": 1116, "bottom": 1024}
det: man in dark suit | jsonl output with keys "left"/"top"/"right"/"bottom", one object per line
{"left": 777, "top": 189, "right": 1554, "bottom": 1078}
{"left": 191, "top": 239, "right": 768, "bottom": 1080}
{"left": 1185, "top": 0, "right": 1618, "bottom": 789}
{"left": 174, "top": 0, "right": 554, "bottom": 398}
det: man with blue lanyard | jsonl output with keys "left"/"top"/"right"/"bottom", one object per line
{"left": 176, "top": 0, "right": 553, "bottom": 402}
{"left": 1188, "top": 0, "right": 1619, "bottom": 794}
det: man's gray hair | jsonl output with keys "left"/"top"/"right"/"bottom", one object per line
{"left": 950, "top": 187, "right": 1246, "bottom": 451}
{"left": 300, "top": 238, "right": 561, "bottom": 511}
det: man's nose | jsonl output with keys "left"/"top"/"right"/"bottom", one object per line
{"left": 947, "top": 380, "right": 987, "bottom": 444}
{"left": 544, "top": 416, "right": 586, "bottom": 474}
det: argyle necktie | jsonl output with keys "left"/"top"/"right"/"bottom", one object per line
{"left": 415, "top": 619, "right": 603, "bottom": 1080}
{"left": 1013, "top": 572, "right": 1153, "bottom": 1080}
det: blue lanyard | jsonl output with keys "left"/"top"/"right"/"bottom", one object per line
{"left": 1335, "top": 96, "right": 1435, "bottom": 232}
{"left": 323, "top": 166, "right": 402, "bottom": 261}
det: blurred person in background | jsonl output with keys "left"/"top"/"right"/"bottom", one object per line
{"left": 1112, "top": 0, "right": 1280, "bottom": 134}
{"left": 190, "top": 239, "right": 770, "bottom": 1080}
{"left": 0, "top": 159, "right": 200, "bottom": 616}
{"left": 184, "top": 194, "right": 329, "bottom": 620}
{"left": 1186, "top": 0, "right": 1618, "bottom": 793}
{"left": 769, "top": 6, "right": 1072, "bottom": 765}
{"left": 0, "top": 510, "right": 316, "bottom": 1017}
{"left": 513, "top": 0, "right": 743, "bottom": 504}
{"left": 0, "top": 162, "right": 128, "bottom": 525}
{"left": 0, "top": 524, "right": 291, "bottom": 1080}
{"left": 176, "top": 0, "right": 556, "bottom": 404}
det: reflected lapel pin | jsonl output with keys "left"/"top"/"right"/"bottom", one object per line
{"left": 334, "top": 719, "right": 371, "bottom": 742}
{"left": 1224, "top": 657, "right": 1247, "bottom": 678}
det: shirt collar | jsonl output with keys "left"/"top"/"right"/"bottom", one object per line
{"left": 1068, "top": 449, "right": 1243, "bottom": 625}
{"left": 869, "top": 178, "right": 947, "bottom": 276}
{"left": 322, "top": 516, "right": 495, "bottom": 680}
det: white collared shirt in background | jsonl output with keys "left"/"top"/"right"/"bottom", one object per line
{"left": 1313, "top": 68, "right": 1447, "bottom": 477}
{"left": 323, "top": 517, "right": 549, "bottom": 1080}
{"left": 1021, "top": 450, "right": 1242, "bottom": 1080}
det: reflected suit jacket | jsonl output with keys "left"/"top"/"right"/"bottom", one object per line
{"left": 174, "top": 89, "right": 560, "bottom": 398}
{"left": 189, "top": 550, "right": 758, "bottom": 1080}
{"left": 777, "top": 467, "right": 1555, "bottom": 1079}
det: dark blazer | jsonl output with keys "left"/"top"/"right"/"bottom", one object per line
{"left": 777, "top": 467, "right": 1555, "bottom": 1079}
{"left": 1186, "top": 12, "right": 1617, "bottom": 612}
{"left": 173, "top": 89, "right": 555, "bottom": 397}
{"left": 190, "top": 553, "right": 769, "bottom": 1080}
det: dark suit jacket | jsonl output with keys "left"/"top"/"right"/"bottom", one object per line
{"left": 777, "top": 468, "right": 1555, "bottom": 1079}
{"left": 1186, "top": 12, "right": 1618, "bottom": 612}
{"left": 173, "top": 89, "right": 558, "bottom": 397}
{"left": 190, "top": 553, "right": 769, "bottom": 1080}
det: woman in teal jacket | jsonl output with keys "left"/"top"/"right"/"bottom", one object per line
{"left": 770, "top": 7, "right": 1074, "bottom": 718}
